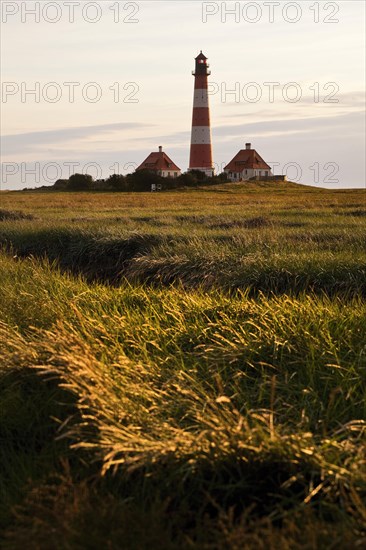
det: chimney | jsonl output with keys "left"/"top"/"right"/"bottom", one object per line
{"left": 158, "top": 146, "right": 163, "bottom": 153}
{"left": 245, "top": 143, "right": 251, "bottom": 150}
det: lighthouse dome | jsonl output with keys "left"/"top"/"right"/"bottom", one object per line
{"left": 195, "top": 51, "right": 208, "bottom": 60}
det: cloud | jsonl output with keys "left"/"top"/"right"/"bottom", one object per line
{"left": 136, "top": 110, "right": 365, "bottom": 147}
{"left": 220, "top": 90, "right": 366, "bottom": 112}
{"left": 300, "top": 90, "right": 366, "bottom": 107}
{"left": 1, "top": 122, "right": 155, "bottom": 155}
{"left": 211, "top": 111, "right": 365, "bottom": 140}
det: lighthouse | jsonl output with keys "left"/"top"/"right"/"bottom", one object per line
{"left": 188, "top": 51, "right": 214, "bottom": 176}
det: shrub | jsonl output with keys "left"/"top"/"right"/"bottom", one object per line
{"left": 68, "top": 173, "right": 93, "bottom": 191}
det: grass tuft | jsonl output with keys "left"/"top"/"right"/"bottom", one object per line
{"left": 0, "top": 210, "right": 35, "bottom": 221}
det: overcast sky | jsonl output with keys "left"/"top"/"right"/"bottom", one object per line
{"left": 1, "top": 0, "right": 365, "bottom": 189}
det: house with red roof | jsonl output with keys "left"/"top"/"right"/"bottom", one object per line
{"left": 136, "top": 146, "right": 181, "bottom": 178}
{"left": 224, "top": 143, "right": 273, "bottom": 182}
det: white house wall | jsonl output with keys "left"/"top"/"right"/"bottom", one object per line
{"left": 160, "top": 170, "right": 181, "bottom": 178}
{"left": 224, "top": 168, "right": 273, "bottom": 182}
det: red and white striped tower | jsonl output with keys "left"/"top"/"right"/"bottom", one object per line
{"left": 188, "top": 51, "right": 214, "bottom": 176}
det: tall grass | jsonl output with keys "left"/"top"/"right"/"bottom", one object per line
{"left": 0, "top": 252, "right": 365, "bottom": 547}
{"left": 1, "top": 186, "right": 365, "bottom": 547}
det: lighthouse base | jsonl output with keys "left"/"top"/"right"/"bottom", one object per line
{"left": 188, "top": 167, "right": 215, "bottom": 177}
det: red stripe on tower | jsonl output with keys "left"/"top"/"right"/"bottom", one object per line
{"left": 188, "top": 51, "right": 214, "bottom": 176}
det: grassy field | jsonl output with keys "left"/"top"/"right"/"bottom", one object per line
{"left": 0, "top": 183, "right": 365, "bottom": 548}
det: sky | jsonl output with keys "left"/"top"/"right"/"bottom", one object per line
{"left": 1, "top": 0, "right": 365, "bottom": 189}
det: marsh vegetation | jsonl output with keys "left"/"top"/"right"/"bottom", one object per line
{"left": 0, "top": 183, "right": 365, "bottom": 548}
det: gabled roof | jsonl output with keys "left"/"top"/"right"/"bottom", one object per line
{"left": 136, "top": 151, "right": 181, "bottom": 172}
{"left": 224, "top": 149, "right": 271, "bottom": 172}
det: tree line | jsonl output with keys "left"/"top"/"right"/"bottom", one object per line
{"left": 53, "top": 170, "right": 229, "bottom": 192}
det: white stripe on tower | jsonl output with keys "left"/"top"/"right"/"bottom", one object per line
{"left": 193, "top": 90, "right": 209, "bottom": 108}
{"left": 189, "top": 51, "right": 214, "bottom": 176}
{"left": 191, "top": 127, "right": 211, "bottom": 144}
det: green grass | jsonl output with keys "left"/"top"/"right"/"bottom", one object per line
{"left": 0, "top": 186, "right": 365, "bottom": 295}
{"left": 0, "top": 185, "right": 365, "bottom": 548}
